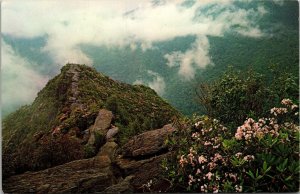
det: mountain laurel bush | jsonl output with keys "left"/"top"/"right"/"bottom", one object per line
{"left": 163, "top": 99, "right": 299, "bottom": 192}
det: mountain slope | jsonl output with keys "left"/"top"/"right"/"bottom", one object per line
{"left": 3, "top": 64, "right": 180, "bottom": 177}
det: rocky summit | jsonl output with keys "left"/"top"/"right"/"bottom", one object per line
{"left": 2, "top": 64, "right": 180, "bottom": 192}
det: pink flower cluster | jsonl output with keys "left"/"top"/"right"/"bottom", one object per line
{"left": 270, "top": 107, "right": 288, "bottom": 116}
{"left": 224, "top": 172, "right": 238, "bottom": 182}
{"left": 243, "top": 155, "right": 255, "bottom": 161}
{"left": 179, "top": 148, "right": 226, "bottom": 191}
{"left": 281, "top": 99, "right": 293, "bottom": 106}
{"left": 174, "top": 99, "right": 299, "bottom": 193}
{"left": 188, "top": 174, "right": 196, "bottom": 186}
{"left": 198, "top": 155, "right": 207, "bottom": 164}
{"left": 191, "top": 132, "right": 201, "bottom": 141}
{"left": 200, "top": 184, "right": 208, "bottom": 192}
{"left": 235, "top": 117, "right": 280, "bottom": 141}
{"left": 195, "top": 120, "right": 204, "bottom": 128}
{"left": 235, "top": 99, "right": 299, "bottom": 141}
{"left": 271, "top": 99, "right": 299, "bottom": 116}
{"left": 235, "top": 185, "right": 243, "bottom": 192}
{"left": 179, "top": 155, "right": 188, "bottom": 167}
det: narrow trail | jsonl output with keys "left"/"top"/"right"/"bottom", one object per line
{"left": 67, "top": 64, "right": 82, "bottom": 110}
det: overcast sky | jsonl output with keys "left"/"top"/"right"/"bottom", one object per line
{"left": 2, "top": 0, "right": 284, "bottom": 115}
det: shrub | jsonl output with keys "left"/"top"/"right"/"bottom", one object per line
{"left": 197, "top": 68, "right": 299, "bottom": 129}
{"left": 4, "top": 134, "right": 85, "bottom": 177}
{"left": 163, "top": 99, "right": 299, "bottom": 192}
{"left": 105, "top": 95, "right": 119, "bottom": 114}
{"left": 36, "top": 134, "right": 85, "bottom": 167}
{"left": 84, "top": 144, "right": 96, "bottom": 158}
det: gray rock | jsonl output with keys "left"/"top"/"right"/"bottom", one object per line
{"left": 93, "top": 109, "right": 113, "bottom": 134}
{"left": 115, "top": 153, "right": 173, "bottom": 192}
{"left": 2, "top": 155, "right": 115, "bottom": 193}
{"left": 122, "top": 124, "right": 175, "bottom": 157}
{"left": 88, "top": 109, "right": 113, "bottom": 146}
{"left": 106, "top": 127, "right": 119, "bottom": 139}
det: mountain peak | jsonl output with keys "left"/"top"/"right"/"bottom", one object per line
{"left": 3, "top": 63, "right": 180, "bottom": 177}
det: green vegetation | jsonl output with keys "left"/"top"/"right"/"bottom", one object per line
{"left": 3, "top": 134, "right": 84, "bottom": 178}
{"left": 75, "top": 64, "right": 180, "bottom": 144}
{"left": 162, "top": 68, "right": 299, "bottom": 192}
{"left": 197, "top": 67, "right": 299, "bottom": 129}
{"left": 163, "top": 102, "right": 299, "bottom": 192}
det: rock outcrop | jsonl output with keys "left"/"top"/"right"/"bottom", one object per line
{"left": 116, "top": 124, "right": 176, "bottom": 192}
{"left": 93, "top": 109, "right": 113, "bottom": 133}
{"left": 122, "top": 124, "right": 175, "bottom": 157}
{"left": 3, "top": 124, "right": 176, "bottom": 193}
{"left": 3, "top": 156, "right": 116, "bottom": 193}
{"left": 88, "top": 109, "right": 114, "bottom": 145}
{"left": 2, "top": 64, "right": 181, "bottom": 193}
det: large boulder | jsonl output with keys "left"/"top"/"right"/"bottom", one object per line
{"left": 122, "top": 124, "right": 176, "bottom": 157}
{"left": 2, "top": 155, "right": 116, "bottom": 193}
{"left": 88, "top": 109, "right": 113, "bottom": 145}
{"left": 116, "top": 125, "right": 176, "bottom": 192}
{"left": 116, "top": 153, "right": 173, "bottom": 192}
{"left": 131, "top": 153, "right": 172, "bottom": 191}
{"left": 93, "top": 109, "right": 113, "bottom": 134}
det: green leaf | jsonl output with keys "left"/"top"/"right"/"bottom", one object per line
{"left": 266, "top": 166, "right": 271, "bottom": 173}
{"left": 284, "top": 175, "right": 293, "bottom": 181}
{"left": 257, "top": 175, "right": 263, "bottom": 180}
{"left": 263, "top": 161, "right": 267, "bottom": 172}
{"left": 247, "top": 170, "right": 255, "bottom": 179}
{"left": 262, "top": 161, "right": 271, "bottom": 173}
{"left": 283, "top": 158, "right": 288, "bottom": 168}
{"left": 179, "top": 176, "right": 183, "bottom": 182}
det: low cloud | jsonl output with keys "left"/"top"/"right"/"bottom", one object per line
{"left": 133, "top": 70, "right": 166, "bottom": 95}
{"left": 147, "top": 70, "right": 166, "bottom": 95}
{"left": 3, "top": 0, "right": 267, "bottom": 73}
{"left": 2, "top": 0, "right": 271, "bottom": 115}
{"left": 165, "top": 36, "right": 211, "bottom": 80}
{"left": 2, "top": 40, "right": 49, "bottom": 116}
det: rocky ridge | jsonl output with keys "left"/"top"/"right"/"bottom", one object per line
{"left": 3, "top": 64, "right": 180, "bottom": 192}
{"left": 3, "top": 109, "right": 176, "bottom": 193}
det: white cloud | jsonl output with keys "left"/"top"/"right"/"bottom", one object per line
{"left": 147, "top": 70, "right": 166, "bottom": 95}
{"left": 165, "top": 36, "right": 211, "bottom": 80}
{"left": 164, "top": 51, "right": 182, "bottom": 67}
{"left": 133, "top": 79, "right": 144, "bottom": 85}
{"left": 1, "top": 40, "right": 49, "bottom": 115}
{"left": 237, "top": 28, "right": 265, "bottom": 38}
{"left": 2, "top": 0, "right": 267, "bottom": 77}
{"left": 257, "top": 6, "right": 268, "bottom": 16}
{"left": 133, "top": 70, "right": 166, "bottom": 95}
